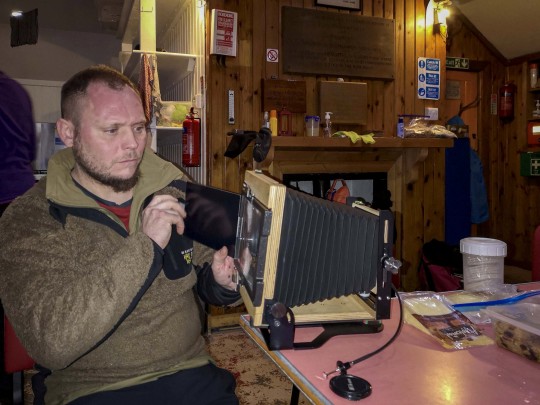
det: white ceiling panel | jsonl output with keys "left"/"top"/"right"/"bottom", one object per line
{"left": 2, "top": 0, "right": 540, "bottom": 60}
{"left": 453, "top": 0, "right": 540, "bottom": 60}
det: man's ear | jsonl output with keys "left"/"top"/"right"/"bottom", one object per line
{"left": 56, "top": 118, "right": 75, "bottom": 147}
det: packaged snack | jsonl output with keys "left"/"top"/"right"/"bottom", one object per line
{"left": 400, "top": 291, "right": 493, "bottom": 350}
{"left": 483, "top": 303, "right": 540, "bottom": 363}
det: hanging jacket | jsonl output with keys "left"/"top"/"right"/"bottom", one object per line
{"left": 470, "top": 148, "right": 489, "bottom": 224}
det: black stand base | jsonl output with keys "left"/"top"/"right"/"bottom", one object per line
{"left": 330, "top": 374, "right": 372, "bottom": 401}
{"left": 261, "top": 320, "right": 383, "bottom": 351}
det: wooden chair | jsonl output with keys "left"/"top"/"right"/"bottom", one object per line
{"left": 4, "top": 316, "right": 34, "bottom": 405}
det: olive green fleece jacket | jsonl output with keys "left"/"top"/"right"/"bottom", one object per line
{"left": 0, "top": 148, "right": 224, "bottom": 404}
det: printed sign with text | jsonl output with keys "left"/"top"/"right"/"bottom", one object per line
{"left": 210, "top": 9, "right": 237, "bottom": 57}
{"left": 417, "top": 57, "right": 440, "bottom": 100}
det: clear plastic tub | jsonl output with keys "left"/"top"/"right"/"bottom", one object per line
{"left": 305, "top": 115, "right": 320, "bottom": 137}
{"left": 460, "top": 237, "right": 507, "bottom": 292}
{"left": 484, "top": 303, "right": 540, "bottom": 363}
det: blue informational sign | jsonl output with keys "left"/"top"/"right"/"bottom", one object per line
{"left": 426, "top": 87, "right": 439, "bottom": 99}
{"left": 417, "top": 57, "right": 440, "bottom": 100}
{"left": 425, "top": 58, "right": 439, "bottom": 71}
{"left": 426, "top": 73, "right": 439, "bottom": 85}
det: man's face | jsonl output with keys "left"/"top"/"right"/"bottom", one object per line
{"left": 71, "top": 82, "right": 147, "bottom": 193}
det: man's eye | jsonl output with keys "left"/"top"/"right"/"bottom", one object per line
{"left": 105, "top": 128, "right": 118, "bottom": 135}
{"left": 134, "top": 125, "right": 146, "bottom": 134}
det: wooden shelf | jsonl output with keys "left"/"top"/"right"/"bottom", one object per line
{"left": 267, "top": 136, "right": 454, "bottom": 150}
{"left": 119, "top": 50, "right": 196, "bottom": 86}
{"left": 262, "top": 136, "right": 454, "bottom": 184}
{"left": 156, "top": 126, "right": 183, "bottom": 130}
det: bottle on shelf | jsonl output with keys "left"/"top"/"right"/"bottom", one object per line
{"left": 533, "top": 100, "right": 540, "bottom": 118}
{"left": 323, "top": 112, "right": 333, "bottom": 138}
{"left": 397, "top": 116, "right": 405, "bottom": 138}
{"left": 305, "top": 115, "right": 320, "bottom": 137}
{"left": 269, "top": 110, "right": 278, "bottom": 136}
{"left": 263, "top": 111, "right": 270, "bottom": 129}
{"left": 531, "top": 63, "right": 538, "bottom": 89}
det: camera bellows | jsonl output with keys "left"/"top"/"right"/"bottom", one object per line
{"left": 273, "top": 189, "right": 378, "bottom": 308}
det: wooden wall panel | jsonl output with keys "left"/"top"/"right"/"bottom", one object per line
{"left": 205, "top": 0, "right": 228, "bottom": 188}
{"left": 205, "top": 0, "right": 449, "bottom": 290}
{"left": 447, "top": 12, "right": 539, "bottom": 270}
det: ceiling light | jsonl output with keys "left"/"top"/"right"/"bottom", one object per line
{"left": 10, "top": 8, "right": 38, "bottom": 47}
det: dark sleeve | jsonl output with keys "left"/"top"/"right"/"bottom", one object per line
{"left": 195, "top": 262, "right": 241, "bottom": 306}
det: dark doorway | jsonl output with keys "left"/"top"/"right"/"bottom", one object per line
{"left": 282, "top": 172, "right": 389, "bottom": 207}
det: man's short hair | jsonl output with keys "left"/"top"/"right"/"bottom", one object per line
{"left": 61, "top": 65, "right": 140, "bottom": 126}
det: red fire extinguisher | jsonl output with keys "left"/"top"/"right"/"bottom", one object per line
{"left": 499, "top": 82, "right": 516, "bottom": 121}
{"left": 182, "top": 107, "right": 201, "bottom": 167}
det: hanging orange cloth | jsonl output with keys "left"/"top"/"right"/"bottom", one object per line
{"left": 138, "top": 53, "right": 154, "bottom": 123}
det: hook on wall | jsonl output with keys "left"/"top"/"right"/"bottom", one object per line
{"left": 213, "top": 54, "right": 227, "bottom": 67}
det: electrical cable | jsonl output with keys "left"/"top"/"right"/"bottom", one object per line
{"left": 323, "top": 283, "right": 404, "bottom": 378}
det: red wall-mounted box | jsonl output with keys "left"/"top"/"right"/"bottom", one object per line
{"left": 528, "top": 121, "right": 540, "bottom": 146}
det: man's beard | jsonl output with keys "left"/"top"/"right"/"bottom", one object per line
{"left": 72, "top": 137, "right": 141, "bottom": 193}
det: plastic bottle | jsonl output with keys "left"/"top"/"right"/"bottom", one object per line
{"left": 263, "top": 111, "right": 270, "bottom": 129}
{"left": 269, "top": 110, "right": 278, "bottom": 136}
{"left": 323, "top": 112, "right": 332, "bottom": 138}
{"left": 397, "top": 116, "right": 404, "bottom": 138}
{"left": 305, "top": 115, "right": 320, "bottom": 136}
{"left": 531, "top": 63, "right": 538, "bottom": 89}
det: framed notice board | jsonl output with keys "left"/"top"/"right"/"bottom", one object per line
{"left": 282, "top": 6, "right": 395, "bottom": 80}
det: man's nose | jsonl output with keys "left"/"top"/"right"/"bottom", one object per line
{"left": 122, "top": 129, "right": 142, "bottom": 149}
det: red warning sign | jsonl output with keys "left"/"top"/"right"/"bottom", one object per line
{"left": 211, "top": 10, "right": 237, "bottom": 57}
{"left": 266, "top": 49, "right": 279, "bottom": 63}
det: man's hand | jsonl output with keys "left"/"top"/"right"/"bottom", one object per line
{"left": 212, "top": 246, "right": 237, "bottom": 291}
{"left": 141, "top": 195, "right": 186, "bottom": 249}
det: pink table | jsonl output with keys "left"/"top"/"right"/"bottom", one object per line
{"left": 240, "top": 283, "right": 540, "bottom": 405}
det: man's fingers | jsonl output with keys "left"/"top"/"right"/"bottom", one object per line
{"left": 145, "top": 194, "right": 177, "bottom": 207}
{"left": 146, "top": 195, "right": 186, "bottom": 218}
{"left": 213, "top": 246, "right": 228, "bottom": 264}
{"left": 174, "top": 216, "right": 185, "bottom": 234}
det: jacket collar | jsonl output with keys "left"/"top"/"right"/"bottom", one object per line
{"left": 45, "top": 148, "right": 185, "bottom": 230}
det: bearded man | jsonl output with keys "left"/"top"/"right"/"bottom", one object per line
{"left": 0, "top": 65, "right": 240, "bottom": 405}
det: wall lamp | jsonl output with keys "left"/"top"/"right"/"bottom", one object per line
{"left": 425, "top": 0, "right": 452, "bottom": 37}
{"left": 434, "top": 0, "right": 451, "bottom": 35}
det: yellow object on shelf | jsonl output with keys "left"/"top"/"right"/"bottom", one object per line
{"left": 332, "top": 131, "right": 376, "bottom": 144}
{"left": 269, "top": 109, "right": 278, "bottom": 136}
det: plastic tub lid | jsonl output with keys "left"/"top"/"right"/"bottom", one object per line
{"left": 483, "top": 303, "right": 540, "bottom": 336}
{"left": 305, "top": 115, "right": 320, "bottom": 121}
{"left": 460, "top": 237, "right": 507, "bottom": 257}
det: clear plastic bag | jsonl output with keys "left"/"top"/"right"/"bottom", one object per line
{"left": 444, "top": 285, "right": 518, "bottom": 324}
{"left": 404, "top": 117, "right": 457, "bottom": 138}
{"left": 446, "top": 287, "right": 540, "bottom": 324}
{"left": 400, "top": 291, "right": 493, "bottom": 349}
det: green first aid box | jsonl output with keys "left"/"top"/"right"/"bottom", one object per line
{"left": 520, "top": 152, "right": 540, "bottom": 176}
